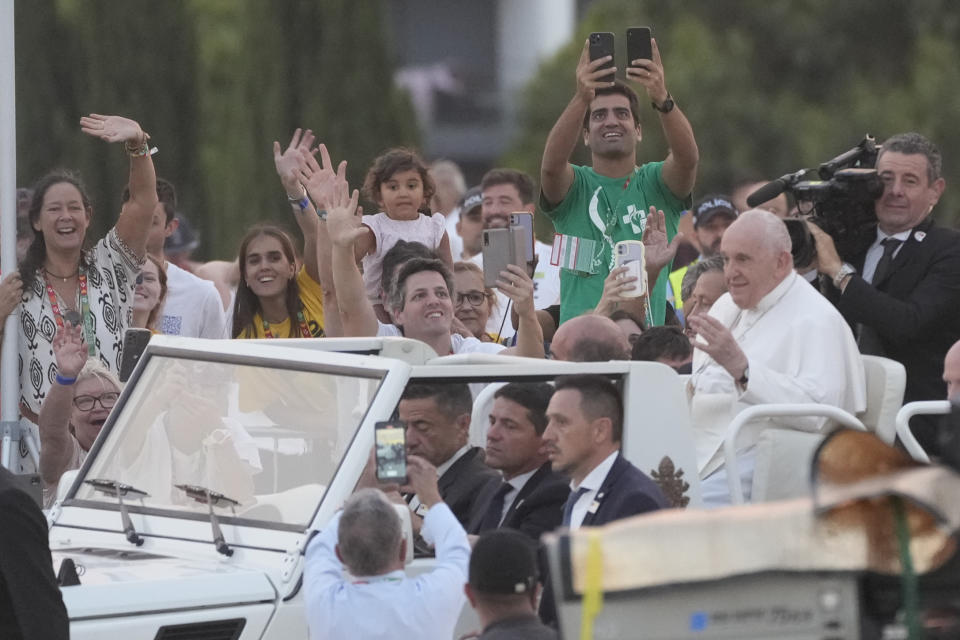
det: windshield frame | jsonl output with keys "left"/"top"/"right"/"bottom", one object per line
{"left": 62, "top": 343, "right": 392, "bottom": 533}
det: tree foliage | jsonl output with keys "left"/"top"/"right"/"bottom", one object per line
{"left": 504, "top": 0, "right": 960, "bottom": 227}
{"left": 15, "top": 0, "right": 418, "bottom": 258}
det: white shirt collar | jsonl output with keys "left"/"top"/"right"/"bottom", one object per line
{"left": 436, "top": 444, "right": 472, "bottom": 478}
{"left": 572, "top": 450, "right": 619, "bottom": 492}
{"left": 875, "top": 227, "right": 913, "bottom": 245}
{"left": 506, "top": 467, "right": 539, "bottom": 492}
{"left": 748, "top": 271, "right": 796, "bottom": 315}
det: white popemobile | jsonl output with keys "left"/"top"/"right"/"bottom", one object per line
{"left": 48, "top": 335, "right": 701, "bottom": 639}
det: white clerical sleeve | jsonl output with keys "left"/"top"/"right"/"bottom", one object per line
{"left": 738, "top": 303, "right": 866, "bottom": 429}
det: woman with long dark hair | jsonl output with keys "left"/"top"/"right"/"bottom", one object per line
{"left": 18, "top": 114, "right": 157, "bottom": 422}
{"left": 231, "top": 128, "right": 340, "bottom": 338}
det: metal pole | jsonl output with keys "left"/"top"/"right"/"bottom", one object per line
{"left": 0, "top": 0, "right": 21, "bottom": 471}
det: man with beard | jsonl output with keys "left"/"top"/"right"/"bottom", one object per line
{"left": 668, "top": 195, "right": 738, "bottom": 313}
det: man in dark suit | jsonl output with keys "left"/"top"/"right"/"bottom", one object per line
{"left": 811, "top": 132, "right": 960, "bottom": 454}
{"left": 0, "top": 467, "right": 69, "bottom": 640}
{"left": 543, "top": 375, "right": 667, "bottom": 529}
{"left": 467, "top": 383, "right": 569, "bottom": 540}
{"left": 400, "top": 383, "right": 498, "bottom": 527}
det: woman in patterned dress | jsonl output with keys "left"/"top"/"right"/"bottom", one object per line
{"left": 17, "top": 114, "right": 157, "bottom": 425}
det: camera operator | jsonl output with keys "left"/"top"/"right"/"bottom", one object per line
{"left": 809, "top": 133, "right": 960, "bottom": 455}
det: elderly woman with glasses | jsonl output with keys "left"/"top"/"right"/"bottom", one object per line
{"left": 452, "top": 261, "right": 504, "bottom": 343}
{"left": 38, "top": 323, "right": 122, "bottom": 506}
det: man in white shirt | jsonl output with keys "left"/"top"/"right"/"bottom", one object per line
{"left": 326, "top": 177, "right": 544, "bottom": 358}
{"left": 125, "top": 179, "right": 226, "bottom": 338}
{"left": 687, "top": 210, "right": 866, "bottom": 506}
{"left": 304, "top": 458, "right": 469, "bottom": 640}
{"left": 477, "top": 169, "right": 562, "bottom": 342}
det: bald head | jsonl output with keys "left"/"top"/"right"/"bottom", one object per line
{"left": 550, "top": 314, "right": 630, "bottom": 361}
{"left": 944, "top": 340, "right": 960, "bottom": 400}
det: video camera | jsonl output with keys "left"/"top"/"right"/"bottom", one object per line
{"left": 747, "top": 135, "right": 884, "bottom": 270}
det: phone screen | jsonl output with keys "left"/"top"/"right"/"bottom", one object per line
{"left": 375, "top": 420, "right": 407, "bottom": 483}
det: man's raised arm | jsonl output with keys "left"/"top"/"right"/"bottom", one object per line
{"left": 626, "top": 38, "right": 698, "bottom": 199}
{"left": 325, "top": 171, "right": 379, "bottom": 337}
{"left": 541, "top": 40, "right": 615, "bottom": 207}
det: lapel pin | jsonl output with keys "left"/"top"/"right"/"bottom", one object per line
{"left": 915, "top": 231, "right": 926, "bottom": 242}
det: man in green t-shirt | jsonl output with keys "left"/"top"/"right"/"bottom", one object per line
{"left": 539, "top": 36, "right": 698, "bottom": 325}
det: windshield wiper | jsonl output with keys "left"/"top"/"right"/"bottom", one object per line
{"left": 175, "top": 484, "right": 239, "bottom": 557}
{"left": 84, "top": 478, "right": 149, "bottom": 546}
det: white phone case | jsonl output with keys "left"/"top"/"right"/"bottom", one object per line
{"left": 614, "top": 240, "right": 647, "bottom": 298}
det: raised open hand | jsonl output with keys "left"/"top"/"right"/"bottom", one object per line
{"left": 80, "top": 114, "right": 147, "bottom": 145}
{"left": 297, "top": 143, "right": 343, "bottom": 211}
{"left": 52, "top": 323, "right": 87, "bottom": 379}
{"left": 325, "top": 169, "right": 366, "bottom": 249}
{"left": 273, "top": 128, "right": 317, "bottom": 198}
{"left": 642, "top": 206, "right": 683, "bottom": 274}
{"left": 687, "top": 314, "right": 748, "bottom": 381}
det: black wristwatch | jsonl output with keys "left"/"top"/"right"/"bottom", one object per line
{"left": 737, "top": 366, "right": 749, "bottom": 389}
{"left": 651, "top": 94, "right": 675, "bottom": 114}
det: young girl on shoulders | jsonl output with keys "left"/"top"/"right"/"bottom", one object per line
{"left": 353, "top": 148, "right": 453, "bottom": 322}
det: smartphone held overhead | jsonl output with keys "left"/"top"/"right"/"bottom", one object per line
{"left": 590, "top": 27, "right": 653, "bottom": 81}
{"left": 626, "top": 26, "right": 652, "bottom": 65}
{"left": 588, "top": 31, "right": 615, "bottom": 84}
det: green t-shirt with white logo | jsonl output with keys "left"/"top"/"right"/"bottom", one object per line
{"left": 540, "top": 162, "right": 690, "bottom": 325}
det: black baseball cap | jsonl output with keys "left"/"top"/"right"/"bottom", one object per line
{"left": 692, "top": 194, "right": 738, "bottom": 228}
{"left": 469, "top": 529, "right": 539, "bottom": 595}
{"left": 459, "top": 186, "right": 482, "bottom": 218}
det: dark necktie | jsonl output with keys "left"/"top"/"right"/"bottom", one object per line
{"left": 477, "top": 481, "right": 512, "bottom": 532}
{"left": 871, "top": 237, "right": 903, "bottom": 285}
{"left": 562, "top": 487, "right": 590, "bottom": 527}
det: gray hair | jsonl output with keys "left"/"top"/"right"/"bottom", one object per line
{"left": 76, "top": 358, "right": 122, "bottom": 395}
{"left": 337, "top": 489, "right": 403, "bottom": 576}
{"left": 680, "top": 254, "right": 724, "bottom": 303}
{"left": 880, "top": 132, "right": 942, "bottom": 184}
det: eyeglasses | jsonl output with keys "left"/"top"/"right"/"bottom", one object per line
{"left": 455, "top": 290, "right": 488, "bottom": 307}
{"left": 73, "top": 392, "right": 120, "bottom": 411}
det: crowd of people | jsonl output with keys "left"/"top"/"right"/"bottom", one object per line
{"left": 3, "top": 32, "right": 960, "bottom": 640}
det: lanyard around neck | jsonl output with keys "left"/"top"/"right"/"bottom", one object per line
{"left": 261, "top": 308, "right": 311, "bottom": 338}
{"left": 45, "top": 268, "right": 97, "bottom": 356}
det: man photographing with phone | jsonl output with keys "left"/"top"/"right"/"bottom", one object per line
{"left": 540, "top": 31, "right": 698, "bottom": 326}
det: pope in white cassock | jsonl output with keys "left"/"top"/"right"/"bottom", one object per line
{"left": 686, "top": 210, "right": 866, "bottom": 506}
